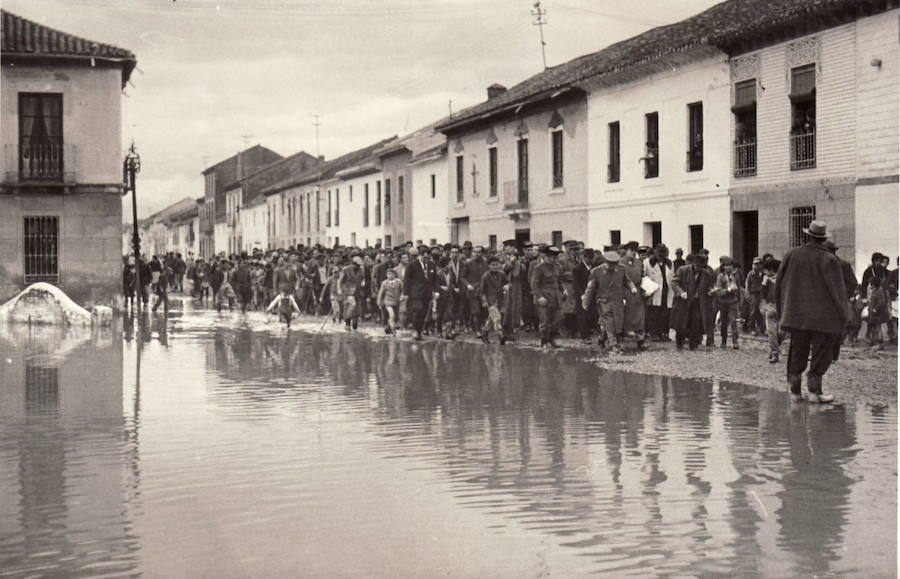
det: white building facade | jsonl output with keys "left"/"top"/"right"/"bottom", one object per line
{"left": 586, "top": 48, "right": 732, "bottom": 255}
{"left": 410, "top": 147, "right": 449, "bottom": 246}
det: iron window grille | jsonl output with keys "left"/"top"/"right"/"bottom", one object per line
{"left": 19, "top": 93, "right": 64, "bottom": 182}
{"left": 24, "top": 216, "right": 59, "bottom": 283}
{"left": 488, "top": 148, "right": 498, "bottom": 197}
{"left": 644, "top": 112, "right": 659, "bottom": 179}
{"left": 687, "top": 102, "right": 703, "bottom": 172}
{"left": 551, "top": 129, "right": 564, "bottom": 188}
{"left": 608, "top": 121, "right": 620, "bottom": 183}
{"left": 789, "top": 206, "right": 816, "bottom": 247}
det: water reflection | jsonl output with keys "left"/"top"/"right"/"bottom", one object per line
{"left": 199, "top": 327, "right": 895, "bottom": 578}
{"left": 0, "top": 323, "right": 139, "bottom": 578}
{"left": 0, "top": 321, "right": 895, "bottom": 578}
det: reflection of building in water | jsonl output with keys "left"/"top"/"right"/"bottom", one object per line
{"left": 0, "top": 325, "right": 138, "bottom": 575}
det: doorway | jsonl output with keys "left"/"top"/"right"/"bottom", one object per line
{"left": 732, "top": 210, "right": 758, "bottom": 269}
{"left": 451, "top": 217, "right": 470, "bottom": 245}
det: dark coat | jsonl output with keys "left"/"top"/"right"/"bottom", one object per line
{"left": 403, "top": 258, "right": 437, "bottom": 303}
{"left": 480, "top": 269, "right": 508, "bottom": 308}
{"left": 530, "top": 260, "right": 563, "bottom": 307}
{"left": 775, "top": 242, "right": 849, "bottom": 335}
{"left": 670, "top": 264, "right": 716, "bottom": 333}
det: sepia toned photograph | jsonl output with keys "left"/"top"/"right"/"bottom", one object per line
{"left": 0, "top": 0, "right": 897, "bottom": 577}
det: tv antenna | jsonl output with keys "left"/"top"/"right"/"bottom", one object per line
{"left": 531, "top": 0, "right": 548, "bottom": 70}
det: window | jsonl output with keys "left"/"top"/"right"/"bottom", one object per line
{"left": 24, "top": 216, "right": 59, "bottom": 282}
{"left": 384, "top": 178, "right": 392, "bottom": 226}
{"left": 644, "top": 112, "right": 659, "bottom": 179}
{"left": 517, "top": 139, "right": 529, "bottom": 203}
{"left": 733, "top": 79, "right": 758, "bottom": 177}
{"left": 19, "top": 93, "right": 63, "bottom": 181}
{"left": 456, "top": 155, "right": 464, "bottom": 203}
{"left": 608, "top": 121, "right": 620, "bottom": 183}
{"left": 326, "top": 190, "right": 332, "bottom": 227}
{"left": 551, "top": 230, "right": 563, "bottom": 249}
{"left": 488, "top": 148, "right": 498, "bottom": 197}
{"left": 385, "top": 234, "right": 392, "bottom": 248}
{"left": 551, "top": 129, "right": 564, "bottom": 188}
{"left": 351, "top": 232, "right": 356, "bottom": 246}
{"left": 689, "top": 224, "right": 704, "bottom": 254}
{"left": 430, "top": 174, "right": 436, "bottom": 199}
{"left": 687, "top": 102, "right": 703, "bottom": 172}
{"left": 644, "top": 221, "right": 662, "bottom": 248}
{"left": 790, "top": 64, "right": 816, "bottom": 170}
{"left": 375, "top": 181, "right": 382, "bottom": 226}
{"left": 335, "top": 188, "right": 340, "bottom": 227}
{"left": 610, "top": 230, "right": 621, "bottom": 246}
{"left": 489, "top": 235, "right": 497, "bottom": 251}
{"left": 398, "top": 176, "right": 404, "bottom": 223}
{"left": 363, "top": 184, "right": 370, "bottom": 227}
{"left": 789, "top": 206, "right": 816, "bottom": 247}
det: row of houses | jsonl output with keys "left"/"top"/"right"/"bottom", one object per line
{"left": 147, "top": 0, "right": 898, "bottom": 272}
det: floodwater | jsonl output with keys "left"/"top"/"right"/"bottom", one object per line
{"left": 0, "top": 309, "right": 896, "bottom": 579}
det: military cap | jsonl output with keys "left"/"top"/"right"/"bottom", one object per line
{"left": 603, "top": 250, "right": 621, "bottom": 263}
{"left": 542, "top": 245, "right": 560, "bottom": 255}
{"left": 624, "top": 241, "right": 640, "bottom": 251}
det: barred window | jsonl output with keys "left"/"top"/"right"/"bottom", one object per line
{"left": 551, "top": 129, "right": 564, "bottom": 188}
{"left": 24, "top": 216, "right": 59, "bottom": 282}
{"left": 789, "top": 206, "right": 816, "bottom": 247}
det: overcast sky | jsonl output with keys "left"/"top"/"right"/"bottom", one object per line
{"left": 4, "top": 0, "right": 719, "bottom": 217}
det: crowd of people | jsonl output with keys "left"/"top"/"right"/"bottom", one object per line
{"left": 121, "top": 222, "right": 897, "bottom": 401}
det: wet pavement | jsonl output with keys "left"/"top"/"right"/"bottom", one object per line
{"left": 0, "top": 308, "right": 896, "bottom": 578}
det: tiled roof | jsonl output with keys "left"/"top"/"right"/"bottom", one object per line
{"left": 1, "top": 9, "right": 136, "bottom": 85}
{"left": 439, "top": 0, "right": 894, "bottom": 132}
{"left": 377, "top": 117, "right": 449, "bottom": 159}
{"left": 263, "top": 136, "right": 398, "bottom": 195}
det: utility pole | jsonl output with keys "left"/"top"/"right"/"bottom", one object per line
{"left": 448, "top": 100, "right": 453, "bottom": 119}
{"left": 312, "top": 114, "right": 321, "bottom": 158}
{"left": 240, "top": 134, "right": 251, "bottom": 149}
{"left": 531, "top": 0, "right": 548, "bottom": 71}
{"left": 123, "top": 142, "right": 142, "bottom": 313}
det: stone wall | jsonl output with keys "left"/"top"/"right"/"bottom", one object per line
{"left": 0, "top": 192, "right": 123, "bottom": 309}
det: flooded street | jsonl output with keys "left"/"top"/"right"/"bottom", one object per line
{"left": 0, "top": 311, "right": 896, "bottom": 578}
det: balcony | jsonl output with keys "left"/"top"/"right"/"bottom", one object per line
{"left": 790, "top": 129, "right": 816, "bottom": 170}
{"left": 502, "top": 180, "right": 529, "bottom": 221}
{"left": 4, "top": 143, "right": 76, "bottom": 185}
{"left": 734, "top": 138, "right": 757, "bottom": 177}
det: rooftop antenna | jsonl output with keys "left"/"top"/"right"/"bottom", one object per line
{"left": 312, "top": 114, "right": 321, "bottom": 158}
{"left": 448, "top": 99, "right": 453, "bottom": 119}
{"left": 531, "top": 0, "right": 548, "bottom": 71}
{"left": 240, "top": 134, "right": 252, "bottom": 149}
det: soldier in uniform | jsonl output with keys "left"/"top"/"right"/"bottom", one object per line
{"left": 582, "top": 250, "right": 637, "bottom": 351}
{"left": 530, "top": 245, "right": 566, "bottom": 348}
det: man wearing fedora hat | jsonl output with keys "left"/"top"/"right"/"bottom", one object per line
{"left": 776, "top": 220, "right": 849, "bottom": 403}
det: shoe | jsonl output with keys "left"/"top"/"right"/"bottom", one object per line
{"left": 549, "top": 338, "right": 561, "bottom": 349}
{"left": 499, "top": 335, "right": 507, "bottom": 346}
{"left": 733, "top": 342, "right": 739, "bottom": 350}
{"left": 807, "top": 393, "right": 835, "bottom": 404}
{"left": 791, "top": 393, "right": 805, "bottom": 403}
{"left": 769, "top": 354, "right": 779, "bottom": 364}
{"left": 636, "top": 341, "right": 647, "bottom": 351}
{"left": 676, "top": 343, "right": 684, "bottom": 351}
{"left": 582, "top": 337, "right": 592, "bottom": 345}
{"left": 720, "top": 342, "right": 727, "bottom": 349}
{"left": 414, "top": 334, "right": 424, "bottom": 341}
{"left": 480, "top": 334, "right": 490, "bottom": 344}
{"left": 787, "top": 374, "right": 803, "bottom": 399}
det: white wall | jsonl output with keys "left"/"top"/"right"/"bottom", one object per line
{"left": 411, "top": 155, "right": 449, "bottom": 245}
{"left": 241, "top": 202, "right": 267, "bottom": 253}
{"left": 332, "top": 170, "right": 386, "bottom": 248}
{"left": 586, "top": 53, "right": 732, "bottom": 254}
{"left": 854, "top": 10, "right": 899, "bottom": 271}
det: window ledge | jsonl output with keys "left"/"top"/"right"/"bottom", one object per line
{"left": 548, "top": 187, "right": 566, "bottom": 196}
{"left": 453, "top": 202, "right": 466, "bottom": 209}
{"left": 682, "top": 176, "right": 708, "bottom": 184}
{"left": 485, "top": 197, "right": 499, "bottom": 204}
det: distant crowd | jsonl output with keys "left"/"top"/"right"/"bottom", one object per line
{"left": 122, "top": 236, "right": 898, "bottom": 359}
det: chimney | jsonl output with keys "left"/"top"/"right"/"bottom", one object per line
{"left": 487, "top": 83, "right": 507, "bottom": 100}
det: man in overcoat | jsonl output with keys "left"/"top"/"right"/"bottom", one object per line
{"left": 776, "top": 220, "right": 849, "bottom": 403}
{"left": 582, "top": 250, "right": 637, "bottom": 351}
{"left": 403, "top": 247, "right": 439, "bottom": 341}
{"left": 670, "top": 252, "right": 716, "bottom": 350}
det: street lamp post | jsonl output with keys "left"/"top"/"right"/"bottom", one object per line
{"left": 124, "top": 142, "right": 142, "bottom": 312}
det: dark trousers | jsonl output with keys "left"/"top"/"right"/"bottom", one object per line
{"left": 537, "top": 305, "right": 562, "bottom": 342}
{"left": 787, "top": 329, "right": 838, "bottom": 388}
{"left": 676, "top": 299, "right": 704, "bottom": 348}
{"left": 409, "top": 298, "right": 429, "bottom": 334}
{"left": 576, "top": 298, "right": 597, "bottom": 339}
{"left": 647, "top": 305, "right": 670, "bottom": 338}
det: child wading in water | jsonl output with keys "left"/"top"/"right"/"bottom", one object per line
{"left": 377, "top": 268, "right": 402, "bottom": 334}
{"left": 267, "top": 291, "right": 301, "bottom": 328}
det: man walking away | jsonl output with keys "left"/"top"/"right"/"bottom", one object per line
{"left": 530, "top": 246, "right": 565, "bottom": 348}
{"left": 760, "top": 258, "right": 783, "bottom": 363}
{"left": 776, "top": 220, "right": 849, "bottom": 403}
